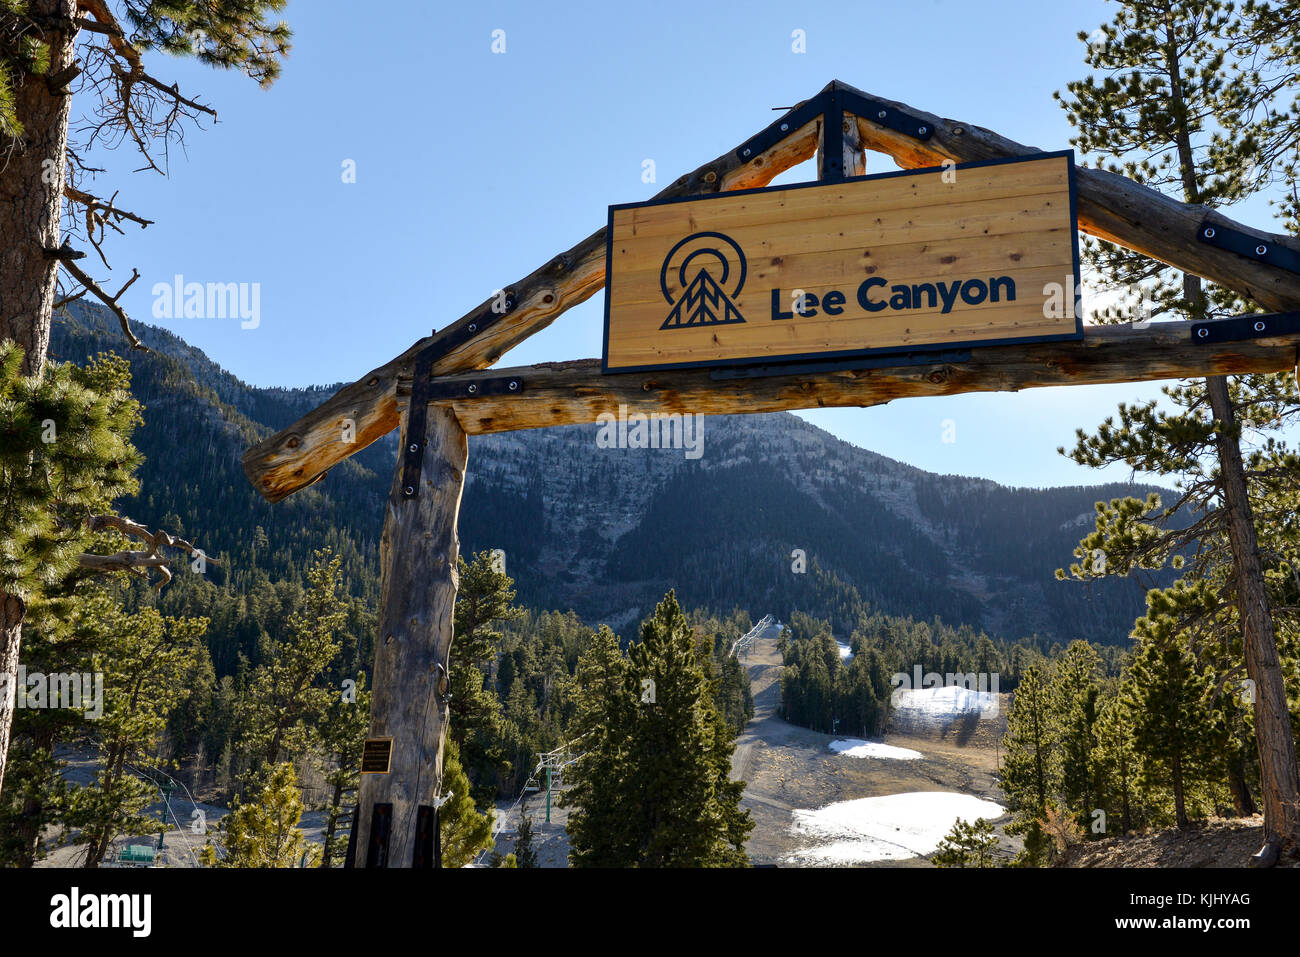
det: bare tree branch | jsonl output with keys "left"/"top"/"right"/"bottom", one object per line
{"left": 64, "top": 184, "right": 153, "bottom": 228}
{"left": 78, "top": 514, "right": 217, "bottom": 590}
{"left": 51, "top": 286, "right": 87, "bottom": 310}
{"left": 77, "top": 0, "right": 217, "bottom": 117}
{"left": 48, "top": 243, "right": 148, "bottom": 352}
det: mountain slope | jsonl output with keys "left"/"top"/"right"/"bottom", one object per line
{"left": 51, "top": 303, "right": 1165, "bottom": 644}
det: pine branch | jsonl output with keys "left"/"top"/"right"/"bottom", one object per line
{"left": 77, "top": 0, "right": 217, "bottom": 117}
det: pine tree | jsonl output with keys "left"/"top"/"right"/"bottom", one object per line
{"left": 1057, "top": 0, "right": 1300, "bottom": 858}
{"left": 1013, "top": 819, "right": 1053, "bottom": 869}
{"left": 438, "top": 737, "right": 494, "bottom": 868}
{"left": 561, "top": 625, "right": 634, "bottom": 866}
{"left": 64, "top": 591, "right": 208, "bottom": 867}
{"left": 237, "top": 549, "right": 348, "bottom": 779}
{"left": 1123, "top": 615, "right": 1217, "bottom": 828}
{"left": 1091, "top": 692, "right": 1139, "bottom": 835}
{"left": 622, "top": 592, "right": 751, "bottom": 867}
{"left": 1000, "top": 665, "right": 1057, "bottom": 820}
{"left": 0, "top": 0, "right": 292, "bottom": 806}
{"left": 932, "top": 817, "right": 998, "bottom": 868}
{"left": 449, "top": 551, "right": 521, "bottom": 806}
{"left": 1, "top": 1, "right": 292, "bottom": 379}
{"left": 514, "top": 810, "right": 538, "bottom": 868}
{"left": 200, "top": 761, "right": 319, "bottom": 868}
{"left": 1049, "top": 641, "right": 1103, "bottom": 825}
{"left": 0, "top": 346, "right": 144, "bottom": 796}
{"left": 454, "top": 550, "right": 521, "bottom": 668}
{"left": 318, "top": 672, "right": 369, "bottom": 868}
{"left": 1234, "top": 1, "right": 1300, "bottom": 230}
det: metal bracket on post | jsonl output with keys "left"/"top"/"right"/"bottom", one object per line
{"left": 424, "top": 376, "right": 524, "bottom": 401}
{"left": 413, "top": 805, "right": 436, "bottom": 868}
{"left": 434, "top": 804, "right": 442, "bottom": 869}
{"left": 736, "top": 95, "right": 826, "bottom": 164}
{"left": 820, "top": 89, "right": 845, "bottom": 184}
{"left": 1189, "top": 310, "right": 1300, "bottom": 344}
{"left": 366, "top": 802, "right": 392, "bottom": 868}
{"left": 400, "top": 297, "right": 524, "bottom": 499}
{"left": 400, "top": 349, "right": 437, "bottom": 500}
{"left": 837, "top": 88, "right": 933, "bottom": 143}
{"left": 734, "top": 85, "right": 932, "bottom": 170}
{"left": 1197, "top": 222, "right": 1300, "bottom": 274}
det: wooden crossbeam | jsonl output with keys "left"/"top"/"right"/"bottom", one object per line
{"left": 843, "top": 85, "right": 1300, "bottom": 312}
{"left": 243, "top": 80, "right": 1300, "bottom": 503}
{"left": 409, "top": 319, "right": 1300, "bottom": 436}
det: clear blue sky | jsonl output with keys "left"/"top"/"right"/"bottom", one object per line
{"left": 69, "top": 0, "right": 1285, "bottom": 488}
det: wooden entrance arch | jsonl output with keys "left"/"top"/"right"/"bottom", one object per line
{"left": 241, "top": 81, "right": 1300, "bottom": 867}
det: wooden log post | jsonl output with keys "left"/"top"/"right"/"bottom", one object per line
{"left": 817, "top": 100, "right": 866, "bottom": 179}
{"left": 351, "top": 405, "right": 467, "bottom": 867}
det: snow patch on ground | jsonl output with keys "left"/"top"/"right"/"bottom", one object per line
{"left": 893, "top": 684, "right": 999, "bottom": 718}
{"left": 828, "top": 739, "right": 921, "bottom": 761}
{"left": 789, "top": 791, "right": 1005, "bottom": 864}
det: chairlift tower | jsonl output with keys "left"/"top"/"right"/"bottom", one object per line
{"left": 536, "top": 744, "right": 569, "bottom": 825}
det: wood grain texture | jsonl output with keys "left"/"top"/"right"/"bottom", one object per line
{"left": 351, "top": 406, "right": 466, "bottom": 867}
{"left": 243, "top": 80, "right": 1300, "bottom": 502}
{"left": 400, "top": 321, "right": 1300, "bottom": 436}
{"left": 605, "top": 154, "right": 1077, "bottom": 370}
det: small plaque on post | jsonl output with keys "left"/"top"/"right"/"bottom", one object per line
{"left": 361, "top": 737, "right": 393, "bottom": 774}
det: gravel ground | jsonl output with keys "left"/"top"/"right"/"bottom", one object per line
{"left": 1063, "top": 816, "right": 1298, "bottom": 868}
{"left": 729, "top": 636, "right": 1017, "bottom": 867}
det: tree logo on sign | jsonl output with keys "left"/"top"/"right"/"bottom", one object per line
{"left": 659, "top": 231, "right": 748, "bottom": 330}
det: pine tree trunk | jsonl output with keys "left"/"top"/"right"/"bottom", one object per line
{"left": 0, "top": 0, "right": 77, "bottom": 805}
{"left": 321, "top": 777, "right": 343, "bottom": 868}
{"left": 82, "top": 761, "right": 121, "bottom": 868}
{"left": 0, "top": 0, "right": 75, "bottom": 376}
{"left": 1172, "top": 752, "right": 1188, "bottom": 828}
{"left": 0, "top": 594, "right": 25, "bottom": 800}
{"left": 351, "top": 406, "right": 466, "bottom": 867}
{"left": 1032, "top": 702, "right": 1046, "bottom": 814}
{"left": 1160, "top": 17, "right": 1300, "bottom": 858}
{"left": 1226, "top": 752, "right": 1257, "bottom": 817}
{"left": 15, "top": 794, "right": 43, "bottom": 867}
{"left": 1207, "top": 375, "right": 1300, "bottom": 857}
{"left": 12, "top": 724, "right": 57, "bottom": 866}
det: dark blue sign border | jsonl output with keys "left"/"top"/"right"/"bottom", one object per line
{"left": 602, "top": 149, "right": 1083, "bottom": 375}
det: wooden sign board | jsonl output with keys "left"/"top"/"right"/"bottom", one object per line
{"left": 602, "top": 151, "right": 1082, "bottom": 373}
